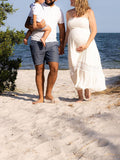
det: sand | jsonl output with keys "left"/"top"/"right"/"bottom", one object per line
{"left": 0, "top": 69, "right": 120, "bottom": 160}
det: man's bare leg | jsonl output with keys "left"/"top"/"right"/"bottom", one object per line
{"left": 45, "top": 62, "right": 58, "bottom": 100}
{"left": 33, "top": 64, "right": 45, "bottom": 104}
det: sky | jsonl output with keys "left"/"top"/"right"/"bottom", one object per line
{"left": 2, "top": 0, "right": 120, "bottom": 33}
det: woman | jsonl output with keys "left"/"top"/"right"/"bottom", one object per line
{"left": 64, "top": 0, "right": 106, "bottom": 102}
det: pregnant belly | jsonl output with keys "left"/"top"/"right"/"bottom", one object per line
{"left": 69, "top": 28, "right": 90, "bottom": 47}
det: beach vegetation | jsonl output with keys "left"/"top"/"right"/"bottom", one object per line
{"left": 0, "top": 0, "right": 25, "bottom": 93}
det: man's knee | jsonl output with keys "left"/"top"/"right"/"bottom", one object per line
{"left": 49, "top": 62, "right": 58, "bottom": 74}
{"left": 35, "top": 65, "right": 44, "bottom": 75}
{"left": 50, "top": 66, "right": 58, "bottom": 74}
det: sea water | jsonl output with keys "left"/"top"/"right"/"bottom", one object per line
{"left": 13, "top": 33, "right": 120, "bottom": 70}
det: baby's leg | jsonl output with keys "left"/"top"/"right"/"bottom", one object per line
{"left": 40, "top": 25, "right": 51, "bottom": 46}
{"left": 36, "top": 20, "right": 51, "bottom": 46}
{"left": 24, "top": 30, "right": 32, "bottom": 45}
{"left": 24, "top": 38, "right": 28, "bottom": 45}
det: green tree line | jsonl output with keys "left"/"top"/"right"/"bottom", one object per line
{"left": 0, "top": 0, "right": 25, "bottom": 93}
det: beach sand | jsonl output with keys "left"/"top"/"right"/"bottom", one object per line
{"left": 0, "top": 69, "right": 120, "bottom": 160}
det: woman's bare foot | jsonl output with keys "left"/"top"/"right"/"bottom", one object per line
{"left": 32, "top": 98, "right": 44, "bottom": 104}
{"left": 85, "top": 88, "right": 91, "bottom": 100}
{"left": 76, "top": 89, "right": 84, "bottom": 102}
{"left": 76, "top": 99, "right": 84, "bottom": 103}
{"left": 23, "top": 38, "right": 28, "bottom": 45}
{"left": 41, "top": 38, "right": 46, "bottom": 47}
{"left": 77, "top": 89, "right": 84, "bottom": 99}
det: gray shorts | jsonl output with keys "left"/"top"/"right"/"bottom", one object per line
{"left": 30, "top": 41, "right": 59, "bottom": 66}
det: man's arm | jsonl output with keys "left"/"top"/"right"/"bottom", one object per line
{"left": 64, "top": 11, "right": 70, "bottom": 48}
{"left": 25, "top": 16, "right": 46, "bottom": 31}
{"left": 25, "top": 16, "right": 33, "bottom": 31}
{"left": 58, "top": 23, "right": 65, "bottom": 55}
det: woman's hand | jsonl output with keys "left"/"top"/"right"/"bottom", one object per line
{"left": 76, "top": 9, "right": 97, "bottom": 53}
{"left": 76, "top": 44, "right": 88, "bottom": 52}
{"left": 58, "top": 45, "right": 64, "bottom": 55}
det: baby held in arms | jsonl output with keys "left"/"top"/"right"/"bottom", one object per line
{"left": 24, "top": 0, "right": 51, "bottom": 46}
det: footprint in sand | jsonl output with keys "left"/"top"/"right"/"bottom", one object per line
{"left": 97, "top": 138, "right": 109, "bottom": 147}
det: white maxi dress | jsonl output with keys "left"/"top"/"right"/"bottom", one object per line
{"left": 68, "top": 17, "right": 106, "bottom": 91}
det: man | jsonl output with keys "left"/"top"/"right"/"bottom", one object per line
{"left": 25, "top": 0, "right": 65, "bottom": 104}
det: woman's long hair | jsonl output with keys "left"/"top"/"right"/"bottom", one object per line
{"left": 75, "top": 0, "right": 90, "bottom": 17}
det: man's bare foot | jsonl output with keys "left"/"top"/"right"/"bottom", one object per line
{"left": 41, "top": 38, "right": 46, "bottom": 47}
{"left": 45, "top": 95, "right": 55, "bottom": 103}
{"left": 23, "top": 39, "right": 28, "bottom": 45}
{"left": 45, "top": 94, "right": 53, "bottom": 100}
{"left": 32, "top": 98, "right": 44, "bottom": 104}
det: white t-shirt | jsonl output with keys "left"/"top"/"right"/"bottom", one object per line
{"left": 29, "top": 3, "right": 44, "bottom": 22}
{"left": 30, "top": 3, "right": 64, "bottom": 42}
